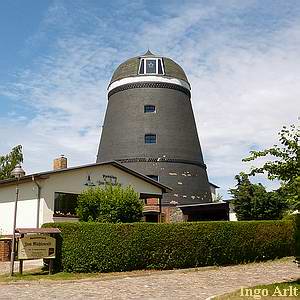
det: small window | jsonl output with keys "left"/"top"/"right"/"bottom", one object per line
{"left": 147, "top": 175, "right": 159, "bottom": 181}
{"left": 54, "top": 192, "right": 79, "bottom": 216}
{"left": 138, "top": 58, "right": 164, "bottom": 75}
{"left": 144, "top": 105, "right": 156, "bottom": 113}
{"left": 145, "top": 134, "right": 156, "bottom": 144}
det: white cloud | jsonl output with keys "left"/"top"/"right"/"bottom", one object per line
{"left": 136, "top": 2, "right": 300, "bottom": 196}
{"left": 0, "top": 1, "right": 299, "bottom": 198}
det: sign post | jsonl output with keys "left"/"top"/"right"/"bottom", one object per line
{"left": 18, "top": 235, "right": 56, "bottom": 260}
{"left": 15, "top": 228, "right": 61, "bottom": 275}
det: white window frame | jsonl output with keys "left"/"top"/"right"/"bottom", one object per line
{"left": 139, "top": 58, "right": 165, "bottom": 75}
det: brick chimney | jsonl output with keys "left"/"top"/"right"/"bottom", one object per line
{"left": 53, "top": 155, "right": 67, "bottom": 170}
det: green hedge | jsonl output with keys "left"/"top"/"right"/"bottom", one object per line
{"left": 295, "top": 214, "right": 300, "bottom": 261}
{"left": 43, "top": 220, "right": 296, "bottom": 273}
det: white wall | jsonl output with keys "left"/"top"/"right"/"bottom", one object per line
{"left": 229, "top": 212, "right": 237, "bottom": 221}
{"left": 41, "top": 164, "right": 163, "bottom": 224}
{"left": 0, "top": 164, "right": 163, "bottom": 234}
{"left": 0, "top": 182, "right": 43, "bottom": 234}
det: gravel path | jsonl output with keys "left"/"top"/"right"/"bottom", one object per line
{"left": 0, "top": 258, "right": 298, "bottom": 300}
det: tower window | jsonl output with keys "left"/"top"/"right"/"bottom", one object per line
{"left": 139, "top": 58, "right": 164, "bottom": 75}
{"left": 145, "top": 134, "right": 156, "bottom": 144}
{"left": 144, "top": 105, "right": 156, "bottom": 113}
{"left": 146, "top": 59, "right": 156, "bottom": 73}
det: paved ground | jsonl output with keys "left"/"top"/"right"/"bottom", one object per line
{"left": 0, "top": 259, "right": 43, "bottom": 275}
{"left": 0, "top": 258, "right": 298, "bottom": 300}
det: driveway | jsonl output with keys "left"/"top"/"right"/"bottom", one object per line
{"left": 0, "top": 258, "right": 298, "bottom": 300}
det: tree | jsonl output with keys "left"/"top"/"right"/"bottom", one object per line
{"left": 0, "top": 145, "right": 23, "bottom": 180}
{"left": 229, "top": 173, "right": 287, "bottom": 220}
{"left": 242, "top": 124, "right": 300, "bottom": 211}
{"left": 76, "top": 185, "right": 144, "bottom": 223}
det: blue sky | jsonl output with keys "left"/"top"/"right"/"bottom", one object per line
{"left": 0, "top": 0, "right": 299, "bottom": 197}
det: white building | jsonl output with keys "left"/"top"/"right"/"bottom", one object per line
{"left": 0, "top": 158, "right": 170, "bottom": 235}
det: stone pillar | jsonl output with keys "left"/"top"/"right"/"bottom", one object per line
{"left": 0, "top": 238, "right": 11, "bottom": 262}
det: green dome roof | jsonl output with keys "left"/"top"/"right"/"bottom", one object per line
{"left": 109, "top": 51, "right": 189, "bottom": 86}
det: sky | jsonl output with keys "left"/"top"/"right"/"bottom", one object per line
{"left": 0, "top": 0, "right": 299, "bottom": 197}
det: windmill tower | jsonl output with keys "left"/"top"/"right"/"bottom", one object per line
{"left": 97, "top": 50, "right": 212, "bottom": 218}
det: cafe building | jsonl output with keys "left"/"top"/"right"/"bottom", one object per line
{"left": 0, "top": 156, "right": 170, "bottom": 235}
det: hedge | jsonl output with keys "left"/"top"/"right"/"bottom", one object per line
{"left": 43, "top": 220, "right": 296, "bottom": 273}
{"left": 295, "top": 214, "right": 300, "bottom": 262}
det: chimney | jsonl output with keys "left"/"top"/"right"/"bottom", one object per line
{"left": 53, "top": 155, "right": 67, "bottom": 170}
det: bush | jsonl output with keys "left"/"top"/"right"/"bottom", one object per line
{"left": 76, "top": 185, "right": 143, "bottom": 223}
{"left": 43, "top": 220, "right": 296, "bottom": 273}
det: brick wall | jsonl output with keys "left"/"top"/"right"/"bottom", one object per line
{"left": 0, "top": 239, "right": 11, "bottom": 262}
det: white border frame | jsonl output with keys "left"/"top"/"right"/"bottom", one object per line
{"left": 139, "top": 58, "right": 165, "bottom": 75}
{"left": 108, "top": 75, "right": 191, "bottom": 92}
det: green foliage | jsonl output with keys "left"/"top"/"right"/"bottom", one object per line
{"left": 0, "top": 145, "right": 23, "bottom": 180}
{"left": 278, "top": 176, "right": 300, "bottom": 212}
{"left": 76, "top": 185, "right": 143, "bottom": 223}
{"left": 43, "top": 220, "right": 295, "bottom": 273}
{"left": 229, "top": 173, "right": 287, "bottom": 220}
{"left": 243, "top": 124, "right": 300, "bottom": 211}
{"left": 294, "top": 214, "right": 300, "bottom": 263}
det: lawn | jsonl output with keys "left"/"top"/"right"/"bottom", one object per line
{"left": 0, "top": 269, "right": 102, "bottom": 283}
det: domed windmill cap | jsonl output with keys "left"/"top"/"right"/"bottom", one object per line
{"left": 109, "top": 50, "right": 190, "bottom": 87}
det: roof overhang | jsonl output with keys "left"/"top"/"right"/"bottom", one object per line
{"left": 0, "top": 161, "right": 172, "bottom": 193}
{"left": 178, "top": 202, "right": 229, "bottom": 213}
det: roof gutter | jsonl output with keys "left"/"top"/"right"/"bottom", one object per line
{"left": 32, "top": 175, "right": 41, "bottom": 228}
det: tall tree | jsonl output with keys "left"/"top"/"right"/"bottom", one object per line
{"left": 242, "top": 124, "right": 300, "bottom": 211}
{"left": 229, "top": 173, "right": 287, "bottom": 220}
{"left": 0, "top": 145, "right": 23, "bottom": 180}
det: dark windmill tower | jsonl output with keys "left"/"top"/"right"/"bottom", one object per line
{"left": 97, "top": 50, "right": 222, "bottom": 221}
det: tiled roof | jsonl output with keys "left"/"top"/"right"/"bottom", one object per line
{"left": 109, "top": 51, "right": 189, "bottom": 85}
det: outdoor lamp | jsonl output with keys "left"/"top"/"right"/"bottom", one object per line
{"left": 85, "top": 175, "right": 95, "bottom": 187}
{"left": 11, "top": 165, "right": 26, "bottom": 179}
{"left": 10, "top": 164, "right": 25, "bottom": 276}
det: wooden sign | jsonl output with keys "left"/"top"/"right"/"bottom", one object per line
{"left": 18, "top": 235, "right": 56, "bottom": 260}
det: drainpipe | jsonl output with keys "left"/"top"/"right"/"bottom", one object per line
{"left": 32, "top": 175, "right": 41, "bottom": 228}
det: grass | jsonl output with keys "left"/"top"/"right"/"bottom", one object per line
{"left": 0, "top": 269, "right": 102, "bottom": 283}
{"left": 214, "top": 279, "right": 300, "bottom": 300}
{"left": 0, "top": 265, "right": 218, "bottom": 283}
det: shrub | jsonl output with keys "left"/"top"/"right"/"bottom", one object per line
{"left": 43, "top": 220, "right": 296, "bottom": 273}
{"left": 76, "top": 185, "right": 143, "bottom": 223}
